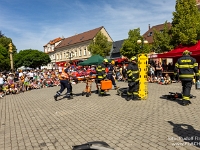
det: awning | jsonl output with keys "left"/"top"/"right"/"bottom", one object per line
{"left": 56, "top": 61, "right": 69, "bottom": 67}
{"left": 115, "top": 58, "right": 128, "bottom": 63}
{"left": 155, "top": 40, "right": 200, "bottom": 58}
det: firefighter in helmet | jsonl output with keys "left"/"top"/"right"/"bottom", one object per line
{"left": 126, "top": 56, "right": 140, "bottom": 101}
{"left": 107, "top": 60, "right": 119, "bottom": 90}
{"left": 95, "top": 59, "right": 107, "bottom": 96}
{"left": 174, "top": 50, "right": 199, "bottom": 106}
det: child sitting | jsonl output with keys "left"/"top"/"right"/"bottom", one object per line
{"left": 2, "top": 83, "right": 10, "bottom": 95}
{"left": 164, "top": 74, "right": 171, "bottom": 85}
{"left": 0, "top": 86, "right": 5, "bottom": 98}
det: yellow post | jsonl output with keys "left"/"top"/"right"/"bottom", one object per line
{"left": 8, "top": 43, "right": 14, "bottom": 72}
{"left": 138, "top": 54, "right": 148, "bottom": 100}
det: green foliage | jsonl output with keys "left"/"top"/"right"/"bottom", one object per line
{"left": 0, "top": 44, "right": 10, "bottom": 71}
{"left": 0, "top": 36, "right": 17, "bottom": 54}
{"left": 0, "top": 31, "right": 4, "bottom": 38}
{"left": 88, "top": 32, "right": 112, "bottom": 57}
{"left": 14, "top": 49, "right": 51, "bottom": 69}
{"left": 120, "top": 28, "right": 150, "bottom": 59}
{"left": 171, "top": 0, "right": 200, "bottom": 46}
{"left": 0, "top": 32, "right": 18, "bottom": 71}
{"left": 152, "top": 21, "right": 174, "bottom": 53}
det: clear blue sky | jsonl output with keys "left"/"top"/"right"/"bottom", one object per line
{"left": 0, "top": 0, "right": 175, "bottom": 52}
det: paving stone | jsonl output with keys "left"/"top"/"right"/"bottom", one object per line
{"left": 0, "top": 82, "right": 200, "bottom": 150}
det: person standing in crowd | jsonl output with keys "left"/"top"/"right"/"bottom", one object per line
{"left": 174, "top": 50, "right": 199, "bottom": 106}
{"left": 122, "top": 63, "right": 127, "bottom": 82}
{"left": 126, "top": 56, "right": 140, "bottom": 101}
{"left": 156, "top": 61, "right": 163, "bottom": 77}
{"left": 95, "top": 59, "right": 107, "bottom": 95}
{"left": 54, "top": 63, "right": 73, "bottom": 101}
{"left": 107, "top": 60, "right": 119, "bottom": 90}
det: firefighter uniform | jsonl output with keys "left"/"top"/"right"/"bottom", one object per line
{"left": 126, "top": 56, "right": 140, "bottom": 101}
{"left": 107, "top": 60, "right": 118, "bottom": 90}
{"left": 95, "top": 59, "right": 107, "bottom": 95}
{"left": 174, "top": 50, "right": 199, "bottom": 106}
{"left": 54, "top": 67, "right": 73, "bottom": 101}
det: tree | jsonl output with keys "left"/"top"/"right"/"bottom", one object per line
{"left": 0, "top": 31, "right": 4, "bottom": 38}
{"left": 0, "top": 32, "right": 17, "bottom": 71}
{"left": 14, "top": 49, "right": 51, "bottom": 69}
{"left": 120, "top": 28, "right": 150, "bottom": 59}
{"left": 171, "top": 0, "right": 200, "bottom": 46}
{"left": 88, "top": 32, "right": 112, "bottom": 57}
{"left": 152, "top": 22, "right": 174, "bottom": 53}
{"left": 0, "top": 44, "right": 10, "bottom": 71}
{"left": 0, "top": 36, "right": 17, "bottom": 54}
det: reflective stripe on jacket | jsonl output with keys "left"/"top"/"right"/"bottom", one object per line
{"left": 127, "top": 62, "right": 139, "bottom": 82}
{"left": 174, "top": 55, "right": 199, "bottom": 81}
{"left": 96, "top": 63, "right": 106, "bottom": 79}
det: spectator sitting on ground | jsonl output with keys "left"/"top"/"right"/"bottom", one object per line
{"left": 164, "top": 73, "right": 171, "bottom": 85}
{"left": 158, "top": 77, "right": 165, "bottom": 85}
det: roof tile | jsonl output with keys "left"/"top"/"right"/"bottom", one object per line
{"left": 55, "top": 26, "right": 103, "bottom": 49}
{"left": 143, "top": 22, "right": 172, "bottom": 43}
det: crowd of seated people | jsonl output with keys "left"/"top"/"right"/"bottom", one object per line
{"left": 0, "top": 69, "right": 62, "bottom": 98}
{"left": 147, "top": 60, "right": 174, "bottom": 85}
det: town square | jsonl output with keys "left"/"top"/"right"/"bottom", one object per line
{"left": 0, "top": 81, "right": 200, "bottom": 150}
{"left": 1, "top": 0, "right": 200, "bottom": 149}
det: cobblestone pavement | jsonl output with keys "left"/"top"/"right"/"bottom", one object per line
{"left": 0, "top": 81, "right": 200, "bottom": 150}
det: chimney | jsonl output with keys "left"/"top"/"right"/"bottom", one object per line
{"left": 149, "top": 24, "right": 150, "bottom": 30}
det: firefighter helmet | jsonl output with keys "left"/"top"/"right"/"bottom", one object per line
{"left": 130, "top": 56, "right": 137, "bottom": 61}
{"left": 183, "top": 50, "right": 191, "bottom": 55}
{"left": 111, "top": 60, "right": 115, "bottom": 65}
{"left": 103, "top": 59, "right": 108, "bottom": 63}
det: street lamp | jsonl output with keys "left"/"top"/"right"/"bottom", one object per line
{"left": 137, "top": 39, "right": 148, "bottom": 50}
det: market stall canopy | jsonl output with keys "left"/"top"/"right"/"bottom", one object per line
{"left": 17, "top": 66, "right": 33, "bottom": 70}
{"left": 152, "top": 40, "right": 200, "bottom": 58}
{"left": 78, "top": 55, "right": 104, "bottom": 66}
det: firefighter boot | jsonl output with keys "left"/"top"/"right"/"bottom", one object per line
{"left": 95, "top": 90, "right": 99, "bottom": 94}
{"left": 54, "top": 91, "right": 60, "bottom": 101}
{"left": 126, "top": 95, "right": 132, "bottom": 101}
{"left": 182, "top": 100, "right": 191, "bottom": 106}
{"left": 114, "top": 86, "right": 119, "bottom": 90}
{"left": 133, "top": 95, "right": 141, "bottom": 100}
{"left": 66, "top": 94, "right": 73, "bottom": 100}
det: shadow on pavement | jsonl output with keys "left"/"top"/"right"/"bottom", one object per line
{"left": 55, "top": 90, "right": 111, "bottom": 101}
{"left": 160, "top": 92, "right": 183, "bottom": 105}
{"left": 160, "top": 92, "right": 197, "bottom": 106}
{"left": 168, "top": 121, "right": 200, "bottom": 148}
{"left": 116, "top": 87, "right": 128, "bottom": 96}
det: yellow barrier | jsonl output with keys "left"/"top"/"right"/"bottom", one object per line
{"left": 138, "top": 54, "right": 148, "bottom": 100}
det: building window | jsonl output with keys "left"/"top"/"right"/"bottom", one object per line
{"left": 148, "top": 32, "right": 153, "bottom": 37}
{"left": 75, "top": 51, "right": 77, "bottom": 57}
{"left": 60, "top": 53, "right": 62, "bottom": 60}
{"left": 79, "top": 49, "right": 82, "bottom": 56}
{"left": 64, "top": 53, "right": 65, "bottom": 59}
{"left": 84, "top": 48, "right": 86, "bottom": 56}
{"left": 88, "top": 50, "right": 91, "bottom": 55}
{"left": 57, "top": 54, "right": 59, "bottom": 60}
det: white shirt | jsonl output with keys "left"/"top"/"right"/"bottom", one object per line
{"left": 28, "top": 72, "right": 34, "bottom": 77}
{"left": 0, "top": 77, "right": 4, "bottom": 84}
